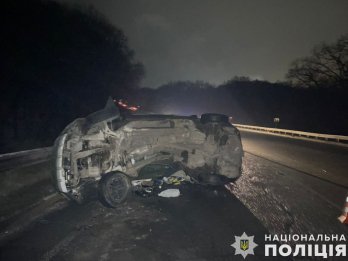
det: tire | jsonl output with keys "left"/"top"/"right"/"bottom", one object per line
{"left": 200, "top": 113, "right": 229, "bottom": 124}
{"left": 99, "top": 172, "right": 131, "bottom": 208}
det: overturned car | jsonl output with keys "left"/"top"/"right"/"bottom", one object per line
{"left": 53, "top": 98, "right": 243, "bottom": 207}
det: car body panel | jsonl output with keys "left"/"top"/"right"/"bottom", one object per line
{"left": 53, "top": 99, "right": 243, "bottom": 201}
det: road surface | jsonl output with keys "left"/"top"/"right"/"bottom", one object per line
{"left": 0, "top": 132, "right": 348, "bottom": 260}
{"left": 240, "top": 130, "right": 348, "bottom": 187}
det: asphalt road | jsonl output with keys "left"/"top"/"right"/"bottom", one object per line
{"left": 240, "top": 130, "right": 348, "bottom": 188}
{"left": 0, "top": 182, "right": 272, "bottom": 261}
{"left": 1, "top": 132, "right": 348, "bottom": 260}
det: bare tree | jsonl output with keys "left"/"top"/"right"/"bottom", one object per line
{"left": 287, "top": 35, "right": 348, "bottom": 88}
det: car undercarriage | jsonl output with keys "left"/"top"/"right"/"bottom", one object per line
{"left": 53, "top": 98, "right": 243, "bottom": 207}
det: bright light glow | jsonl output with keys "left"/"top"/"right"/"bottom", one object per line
{"left": 115, "top": 99, "right": 139, "bottom": 112}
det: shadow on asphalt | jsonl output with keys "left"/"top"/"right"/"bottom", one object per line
{"left": 1, "top": 184, "right": 277, "bottom": 261}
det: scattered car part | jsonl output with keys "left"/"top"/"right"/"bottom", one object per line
{"left": 158, "top": 189, "right": 180, "bottom": 198}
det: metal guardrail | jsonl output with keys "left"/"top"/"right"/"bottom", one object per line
{"left": 0, "top": 147, "right": 52, "bottom": 171}
{"left": 234, "top": 124, "right": 348, "bottom": 143}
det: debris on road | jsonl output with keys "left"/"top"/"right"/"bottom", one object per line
{"left": 131, "top": 169, "right": 189, "bottom": 198}
{"left": 224, "top": 182, "right": 235, "bottom": 193}
{"left": 158, "top": 189, "right": 180, "bottom": 198}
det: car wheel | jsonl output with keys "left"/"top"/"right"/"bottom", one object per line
{"left": 99, "top": 172, "right": 131, "bottom": 208}
{"left": 200, "top": 113, "right": 229, "bottom": 124}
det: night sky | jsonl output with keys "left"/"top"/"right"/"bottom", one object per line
{"left": 62, "top": 0, "right": 348, "bottom": 87}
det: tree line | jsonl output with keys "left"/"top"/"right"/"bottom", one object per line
{"left": 287, "top": 35, "right": 348, "bottom": 89}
